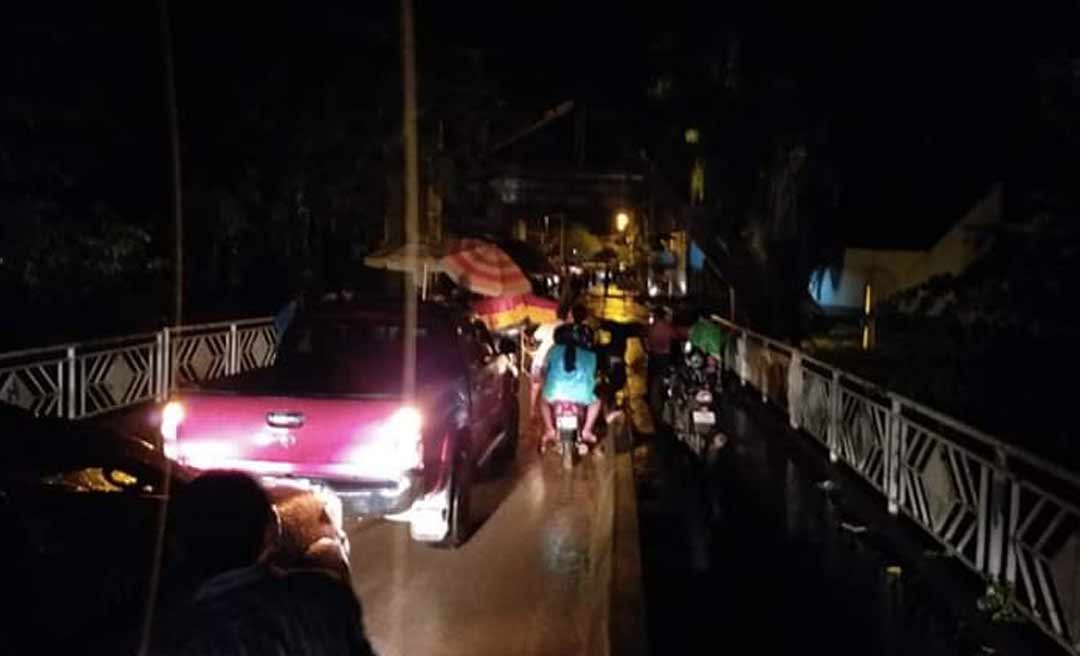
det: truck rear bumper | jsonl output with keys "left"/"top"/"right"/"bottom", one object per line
{"left": 333, "top": 470, "right": 424, "bottom": 517}
{"left": 180, "top": 455, "right": 426, "bottom": 517}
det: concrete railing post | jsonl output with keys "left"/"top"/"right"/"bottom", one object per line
{"left": 887, "top": 397, "right": 901, "bottom": 515}
{"left": 163, "top": 328, "right": 173, "bottom": 394}
{"left": 54, "top": 360, "right": 64, "bottom": 418}
{"left": 787, "top": 352, "right": 802, "bottom": 430}
{"left": 828, "top": 370, "right": 841, "bottom": 463}
{"left": 155, "top": 331, "right": 165, "bottom": 401}
{"left": 987, "top": 448, "right": 1012, "bottom": 583}
{"left": 761, "top": 345, "right": 770, "bottom": 404}
{"left": 229, "top": 323, "right": 239, "bottom": 375}
{"left": 738, "top": 331, "right": 748, "bottom": 387}
{"left": 65, "top": 346, "right": 77, "bottom": 419}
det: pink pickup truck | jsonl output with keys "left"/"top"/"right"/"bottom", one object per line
{"left": 159, "top": 299, "right": 520, "bottom": 547}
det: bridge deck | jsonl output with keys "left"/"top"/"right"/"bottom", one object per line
{"left": 581, "top": 289, "right": 1060, "bottom": 655}
{"left": 636, "top": 392, "right": 1062, "bottom": 655}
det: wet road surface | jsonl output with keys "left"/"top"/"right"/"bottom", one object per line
{"left": 636, "top": 404, "right": 961, "bottom": 655}
{"left": 89, "top": 288, "right": 1058, "bottom": 655}
{"left": 348, "top": 290, "right": 647, "bottom": 656}
{"left": 637, "top": 396, "right": 1060, "bottom": 655}
{"left": 347, "top": 391, "right": 617, "bottom": 656}
{"left": 589, "top": 289, "right": 1057, "bottom": 656}
{"left": 90, "top": 384, "right": 622, "bottom": 656}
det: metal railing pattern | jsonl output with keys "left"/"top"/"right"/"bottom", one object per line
{"left": 0, "top": 318, "right": 276, "bottom": 420}
{"left": 717, "top": 317, "right": 1080, "bottom": 654}
{"left": 3, "top": 310, "right": 1076, "bottom": 650}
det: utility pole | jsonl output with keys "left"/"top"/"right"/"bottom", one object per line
{"left": 401, "top": 0, "right": 420, "bottom": 399}
{"left": 159, "top": 0, "right": 182, "bottom": 327}
{"left": 559, "top": 213, "right": 567, "bottom": 299}
{"left": 560, "top": 214, "right": 566, "bottom": 268}
{"left": 143, "top": 6, "right": 182, "bottom": 651}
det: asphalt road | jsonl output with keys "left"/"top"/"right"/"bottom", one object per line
{"left": 90, "top": 289, "right": 1060, "bottom": 655}
{"left": 93, "top": 326, "right": 627, "bottom": 656}
{"left": 346, "top": 387, "right": 618, "bottom": 656}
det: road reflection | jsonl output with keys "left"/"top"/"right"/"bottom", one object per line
{"left": 346, "top": 289, "right": 998, "bottom": 656}
{"left": 585, "top": 289, "right": 1008, "bottom": 655}
{"left": 587, "top": 288, "right": 653, "bottom": 435}
{"left": 348, "top": 384, "right": 614, "bottom": 656}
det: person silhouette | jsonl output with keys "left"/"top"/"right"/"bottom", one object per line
{"left": 147, "top": 471, "right": 376, "bottom": 655}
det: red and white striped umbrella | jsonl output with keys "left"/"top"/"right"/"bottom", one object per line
{"left": 440, "top": 238, "right": 532, "bottom": 297}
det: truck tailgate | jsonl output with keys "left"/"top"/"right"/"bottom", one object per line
{"left": 174, "top": 394, "right": 406, "bottom": 480}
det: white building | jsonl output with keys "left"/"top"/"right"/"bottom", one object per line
{"left": 811, "top": 184, "right": 1001, "bottom": 313}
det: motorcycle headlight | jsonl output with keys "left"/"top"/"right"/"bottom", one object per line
{"left": 694, "top": 390, "right": 713, "bottom": 404}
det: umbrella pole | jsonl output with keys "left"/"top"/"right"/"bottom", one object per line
{"left": 421, "top": 263, "right": 428, "bottom": 300}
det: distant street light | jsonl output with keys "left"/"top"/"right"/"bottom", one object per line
{"left": 862, "top": 283, "right": 875, "bottom": 350}
{"left": 615, "top": 211, "right": 630, "bottom": 233}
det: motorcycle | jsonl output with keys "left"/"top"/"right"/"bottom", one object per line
{"left": 664, "top": 342, "right": 727, "bottom": 461}
{"left": 542, "top": 335, "right": 603, "bottom": 470}
{"left": 595, "top": 326, "right": 628, "bottom": 409}
{"left": 552, "top": 400, "right": 590, "bottom": 470}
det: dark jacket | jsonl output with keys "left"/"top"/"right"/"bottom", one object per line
{"left": 553, "top": 322, "right": 595, "bottom": 372}
{"left": 148, "top": 564, "right": 376, "bottom": 656}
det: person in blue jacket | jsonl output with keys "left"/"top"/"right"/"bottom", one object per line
{"left": 539, "top": 304, "right": 601, "bottom": 449}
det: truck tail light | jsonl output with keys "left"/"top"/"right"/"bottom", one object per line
{"left": 382, "top": 406, "right": 423, "bottom": 471}
{"left": 161, "top": 401, "right": 185, "bottom": 460}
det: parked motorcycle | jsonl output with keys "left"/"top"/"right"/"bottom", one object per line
{"left": 595, "top": 325, "right": 628, "bottom": 409}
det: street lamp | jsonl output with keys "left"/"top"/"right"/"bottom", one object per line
{"left": 615, "top": 211, "right": 630, "bottom": 233}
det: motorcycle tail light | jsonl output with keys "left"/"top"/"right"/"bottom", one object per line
{"left": 554, "top": 402, "right": 578, "bottom": 415}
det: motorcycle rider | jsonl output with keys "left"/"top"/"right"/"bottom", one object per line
{"left": 678, "top": 341, "right": 709, "bottom": 386}
{"left": 645, "top": 307, "right": 679, "bottom": 386}
{"left": 539, "top": 304, "right": 602, "bottom": 450}
{"left": 526, "top": 309, "right": 569, "bottom": 422}
{"left": 645, "top": 307, "right": 687, "bottom": 409}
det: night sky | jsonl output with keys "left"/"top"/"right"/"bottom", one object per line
{"left": 6, "top": 1, "right": 1077, "bottom": 247}
{"left": 433, "top": 1, "right": 1076, "bottom": 245}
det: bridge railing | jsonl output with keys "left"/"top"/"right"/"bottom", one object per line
{"left": 0, "top": 318, "right": 276, "bottom": 420}
{"left": 715, "top": 316, "right": 1080, "bottom": 655}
